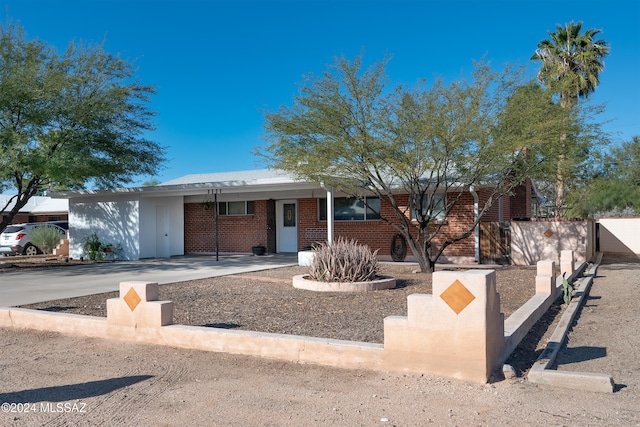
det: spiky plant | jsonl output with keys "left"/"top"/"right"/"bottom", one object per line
{"left": 308, "top": 237, "right": 379, "bottom": 282}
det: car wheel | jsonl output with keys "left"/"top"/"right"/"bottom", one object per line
{"left": 23, "top": 244, "right": 40, "bottom": 256}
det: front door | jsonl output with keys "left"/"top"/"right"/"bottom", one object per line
{"left": 276, "top": 200, "right": 298, "bottom": 253}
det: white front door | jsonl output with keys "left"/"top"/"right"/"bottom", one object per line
{"left": 276, "top": 200, "right": 298, "bottom": 253}
{"left": 156, "top": 205, "right": 170, "bottom": 258}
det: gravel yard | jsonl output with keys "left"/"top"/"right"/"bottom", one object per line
{"left": 19, "top": 263, "right": 538, "bottom": 344}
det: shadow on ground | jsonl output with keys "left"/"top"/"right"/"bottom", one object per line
{"left": 0, "top": 375, "right": 153, "bottom": 403}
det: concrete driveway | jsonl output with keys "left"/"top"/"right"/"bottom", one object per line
{"left": 0, "top": 254, "right": 297, "bottom": 307}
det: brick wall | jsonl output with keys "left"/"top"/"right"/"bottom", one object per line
{"left": 510, "top": 180, "right": 532, "bottom": 219}
{"left": 184, "top": 186, "right": 531, "bottom": 259}
{"left": 184, "top": 201, "right": 268, "bottom": 253}
{"left": 3, "top": 214, "right": 68, "bottom": 225}
{"left": 473, "top": 180, "right": 532, "bottom": 222}
{"left": 298, "top": 194, "right": 476, "bottom": 258}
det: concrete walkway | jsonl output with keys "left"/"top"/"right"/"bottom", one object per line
{"left": 0, "top": 254, "right": 297, "bottom": 307}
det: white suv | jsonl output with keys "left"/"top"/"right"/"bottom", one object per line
{"left": 0, "top": 221, "right": 68, "bottom": 256}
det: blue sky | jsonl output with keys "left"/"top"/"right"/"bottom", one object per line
{"left": 4, "top": 0, "right": 639, "bottom": 186}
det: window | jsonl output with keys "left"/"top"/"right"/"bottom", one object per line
{"left": 217, "top": 201, "right": 255, "bottom": 216}
{"left": 411, "top": 193, "right": 446, "bottom": 221}
{"left": 319, "top": 197, "right": 381, "bottom": 221}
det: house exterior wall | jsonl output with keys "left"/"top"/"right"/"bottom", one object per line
{"left": 4, "top": 213, "right": 68, "bottom": 224}
{"left": 180, "top": 184, "right": 532, "bottom": 262}
{"left": 184, "top": 194, "right": 480, "bottom": 259}
{"left": 298, "top": 194, "right": 476, "bottom": 260}
{"left": 69, "top": 196, "right": 141, "bottom": 260}
{"left": 184, "top": 201, "right": 269, "bottom": 253}
{"left": 477, "top": 181, "right": 531, "bottom": 222}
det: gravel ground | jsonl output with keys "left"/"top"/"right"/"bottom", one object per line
{"left": 19, "top": 263, "right": 538, "bottom": 344}
{"left": 0, "top": 259, "right": 638, "bottom": 426}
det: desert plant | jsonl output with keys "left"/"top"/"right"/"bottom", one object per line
{"left": 308, "top": 237, "right": 379, "bottom": 282}
{"left": 83, "top": 233, "right": 104, "bottom": 261}
{"left": 29, "top": 225, "right": 64, "bottom": 254}
{"left": 561, "top": 272, "right": 574, "bottom": 305}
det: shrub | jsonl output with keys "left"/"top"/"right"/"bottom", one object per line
{"left": 29, "top": 226, "right": 64, "bottom": 254}
{"left": 308, "top": 237, "right": 380, "bottom": 282}
{"left": 83, "top": 233, "right": 104, "bottom": 261}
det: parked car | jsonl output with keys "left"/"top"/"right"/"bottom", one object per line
{"left": 0, "top": 221, "right": 68, "bottom": 256}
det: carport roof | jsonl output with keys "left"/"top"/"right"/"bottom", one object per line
{"left": 159, "top": 169, "right": 299, "bottom": 186}
{"left": 53, "top": 169, "right": 322, "bottom": 199}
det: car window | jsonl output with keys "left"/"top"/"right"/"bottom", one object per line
{"left": 3, "top": 226, "right": 25, "bottom": 234}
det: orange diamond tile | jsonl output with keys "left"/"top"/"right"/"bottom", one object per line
{"left": 440, "top": 279, "right": 476, "bottom": 315}
{"left": 544, "top": 229, "right": 554, "bottom": 238}
{"left": 124, "top": 288, "right": 141, "bottom": 311}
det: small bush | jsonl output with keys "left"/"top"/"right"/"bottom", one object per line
{"left": 308, "top": 237, "right": 380, "bottom": 282}
{"left": 29, "top": 226, "right": 64, "bottom": 254}
{"left": 83, "top": 233, "right": 104, "bottom": 261}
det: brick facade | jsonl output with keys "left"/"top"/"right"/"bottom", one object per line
{"left": 184, "top": 201, "right": 269, "bottom": 253}
{"left": 184, "top": 182, "right": 531, "bottom": 258}
{"left": 3, "top": 213, "right": 68, "bottom": 225}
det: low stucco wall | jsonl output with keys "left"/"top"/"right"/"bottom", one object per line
{"left": 0, "top": 307, "right": 384, "bottom": 371}
{"left": 0, "top": 253, "right": 585, "bottom": 384}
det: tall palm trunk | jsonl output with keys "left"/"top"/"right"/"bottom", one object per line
{"left": 555, "top": 135, "right": 566, "bottom": 218}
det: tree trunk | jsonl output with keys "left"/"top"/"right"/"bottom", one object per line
{"left": 555, "top": 134, "right": 566, "bottom": 218}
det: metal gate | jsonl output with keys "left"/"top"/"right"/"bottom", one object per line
{"left": 480, "top": 222, "right": 511, "bottom": 265}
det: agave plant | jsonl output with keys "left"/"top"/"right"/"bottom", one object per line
{"left": 308, "top": 237, "right": 379, "bottom": 282}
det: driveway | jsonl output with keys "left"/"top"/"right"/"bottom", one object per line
{"left": 0, "top": 254, "right": 297, "bottom": 307}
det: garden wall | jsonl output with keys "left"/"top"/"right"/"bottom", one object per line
{"left": 510, "top": 218, "right": 595, "bottom": 265}
{"left": 0, "top": 252, "right": 584, "bottom": 384}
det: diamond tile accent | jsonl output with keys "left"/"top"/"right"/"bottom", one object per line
{"left": 440, "top": 279, "right": 476, "bottom": 315}
{"left": 124, "top": 288, "right": 141, "bottom": 311}
{"left": 544, "top": 229, "right": 554, "bottom": 238}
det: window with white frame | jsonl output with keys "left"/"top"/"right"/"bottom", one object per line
{"left": 318, "top": 197, "right": 381, "bottom": 221}
{"left": 411, "top": 193, "right": 446, "bottom": 221}
{"left": 218, "top": 201, "right": 255, "bottom": 216}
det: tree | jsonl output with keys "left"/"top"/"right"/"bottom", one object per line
{"left": 0, "top": 22, "right": 165, "bottom": 232}
{"left": 568, "top": 136, "right": 640, "bottom": 217}
{"left": 531, "top": 21, "right": 609, "bottom": 217}
{"left": 260, "top": 55, "right": 544, "bottom": 272}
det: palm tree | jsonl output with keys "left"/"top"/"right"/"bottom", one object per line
{"left": 531, "top": 21, "right": 609, "bottom": 217}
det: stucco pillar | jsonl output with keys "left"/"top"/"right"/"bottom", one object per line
{"left": 535, "top": 260, "right": 557, "bottom": 295}
{"left": 560, "top": 250, "right": 575, "bottom": 277}
{"left": 107, "top": 281, "right": 174, "bottom": 332}
{"left": 384, "top": 269, "right": 504, "bottom": 383}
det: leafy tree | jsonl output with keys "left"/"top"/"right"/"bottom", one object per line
{"left": 260, "top": 55, "right": 545, "bottom": 272}
{"left": 531, "top": 21, "right": 609, "bottom": 217}
{"left": 568, "top": 136, "right": 640, "bottom": 217}
{"left": 606, "top": 136, "right": 640, "bottom": 186}
{"left": 0, "top": 22, "right": 165, "bottom": 232}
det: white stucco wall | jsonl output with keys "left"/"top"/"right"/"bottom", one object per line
{"left": 510, "top": 219, "right": 595, "bottom": 265}
{"left": 69, "top": 197, "right": 141, "bottom": 260}
{"left": 598, "top": 218, "right": 640, "bottom": 257}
